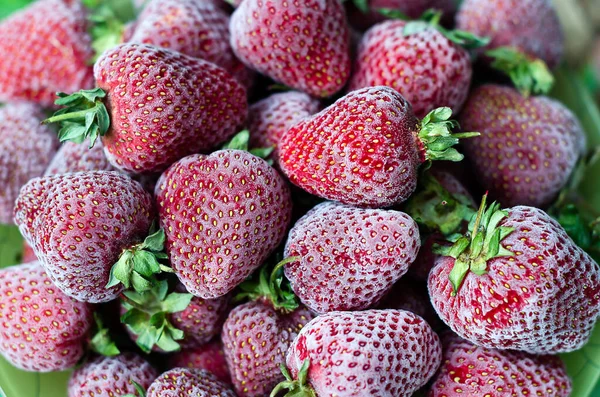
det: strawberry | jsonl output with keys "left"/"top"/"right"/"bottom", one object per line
{"left": 0, "top": 103, "right": 59, "bottom": 224}
{"left": 22, "top": 241, "right": 38, "bottom": 263}
{"left": 0, "top": 262, "right": 92, "bottom": 372}
{"left": 428, "top": 196, "right": 600, "bottom": 353}
{"left": 428, "top": 332, "right": 572, "bottom": 396}
{"left": 283, "top": 201, "right": 420, "bottom": 313}
{"left": 274, "top": 309, "right": 441, "bottom": 397}
{"left": 43, "top": 43, "right": 248, "bottom": 174}
{"left": 279, "top": 86, "right": 478, "bottom": 208}
{"left": 147, "top": 368, "right": 236, "bottom": 397}
{"left": 44, "top": 141, "right": 115, "bottom": 176}
{"left": 155, "top": 150, "right": 292, "bottom": 299}
{"left": 14, "top": 171, "right": 156, "bottom": 303}
{"left": 459, "top": 84, "right": 585, "bottom": 208}
{"left": 169, "top": 340, "right": 232, "bottom": 385}
{"left": 229, "top": 0, "right": 351, "bottom": 97}
{"left": 68, "top": 353, "right": 158, "bottom": 397}
{"left": 0, "top": 0, "right": 95, "bottom": 107}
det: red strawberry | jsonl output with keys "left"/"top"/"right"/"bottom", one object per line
{"left": 129, "top": 0, "right": 254, "bottom": 88}
{"left": 247, "top": 91, "right": 320, "bottom": 165}
{"left": 44, "top": 43, "right": 248, "bottom": 174}
{"left": 459, "top": 84, "right": 585, "bottom": 208}
{"left": 147, "top": 368, "right": 236, "bottom": 397}
{"left": 428, "top": 197, "right": 600, "bottom": 353}
{"left": 428, "top": 332, "right": 572, "bottom": 396}
{"left": 279, "top": 86, "right": 477, "bottom": 208}
{"left": 283, "top": 201, "right": 420, "bottom": 313}
{"left": 169, "top": 340, "right": 231, "bottom": 385}
{"left": 0, "top": 262, "right": 92, "bottom": 372}
{"left": 229, "top": 0, "right": 351, "bottom": 97}
{"left": 44, "top": 141, "right": 115, "bottom": 176}
{"left": 68, "top": 353, "right": 158, "bottom": 397}
{"left": 22, "top": 241, "right": 38, "bottom": 263}
{"left": 275, "top": 310, "right": 441, "bottom": 397}
{"left": 0, "top": 103, "right": 58, "bottom": 224}
{"left": 222, "top": 301, "right": 314, "bottom": 397}
{"left": 13, "top": 171, "right": 155, "bottom": 303}
{"left": 348, "top": 19, "right": 474, "bottom": 119}
{"left": 0, "top": 0, "right": 95, "bottom": 107}
{"left": 155, "top": 150, "right": 292, "bottom": 299}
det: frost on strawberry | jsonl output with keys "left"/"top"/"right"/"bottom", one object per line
{"left": 147, "top": 368, "right": 236, "bottom": 397}
{"left": 44, "top": 141, "right": 115, "bottom": 176}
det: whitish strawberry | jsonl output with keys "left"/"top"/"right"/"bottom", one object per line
{"left": 169, "top": 340, "right": 231, "bottom": 384}
{"left": 0, "top": 262, "right": 92, "bottom": 372}
{"left": 44, "top": 141, "right": 115, "bottom": 176}
{"left": 147, "top": 368, "right": 236, "bottom": 397}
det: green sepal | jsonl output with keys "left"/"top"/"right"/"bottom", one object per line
{"left": 486, "top": 46, "right": 554, "bottom": 96}
{"left": 377, "top": 7, "right": 410, "bottom": 20}
{"left": 448, "top": 258, "right": 469, "bottom": 296}
{"left": 90, "top": 312, "right": 120, "bottom": 356}
{"left": 351, "top": 0, "right": 369, "bottom": 13}
{"left": 88, "top": 5, "right": 125, "bottom": 62}
{"left": 121, "top": 380, "right": 147, "bottom": 397}
{"left": 222, "top": 129, "right": 275, "bottom": 160}
{"left": 270, "top": 360, "right": 317, "bottom": 397}
{"left": 42, "top": 88, "right": 110, "bottom": 148}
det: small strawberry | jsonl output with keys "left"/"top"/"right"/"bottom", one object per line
{"left": 13, "top": 171, "right": 156, "bottom": 303}
{"left": 279, "top": 86, "right": 478, "bottom": 208}
{"left": 43, "top": 43, "right": 248, "bottom": 174}
{"left": 0, "top": 262, "right": 92, "bottom": 372}
{"left": 68, "top": 353, "right": 158, "bottom": 397}
{"left": 0, "top": 0, "right": 95, "bottom": 107}
{"left": 0, "top": 103, "right": 59, "bottom": 224}
{"left": 428, "top": 196, "right": 600, "bottom": 353}
{"left": 169, "top": 340, "right": 231, "bottom": 385}
{"left": 283, "top": 201, "right": 420, "bottom": 313}
{"left": 459, "top": 84, "right": 585, "bottom": 208}
{"left": 229, "top": 0, "right": 351, "bottom": 97}
{"left": 274, "top": 309, "right": 441, "bottom": 397}
{"left": 44, "top": 141, "right": 115, "bottom": 176}
{"left": 147, "top": 368, "right": 236, "bottom": 397}
{"left": 428, "top": 332, "right": 572, "bottom": 396}
{"left": 155, "top": 150, "right": 292, "bottom": 299}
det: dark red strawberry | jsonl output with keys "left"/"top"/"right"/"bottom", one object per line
{"left": 459, "top": 84, "right": 585, "bottom": 208}
{"left": 155, "top": 150, "right": 292, "bottom": 299}
{"left": 428, "top": 332, "right": 572, "bottom": 396}
{"left": 147, "top": 368, "right": 236, "bottom": 397}
{"left": 0, "top": 103, "right": 58, "bottom": 224}
{"left": 279, "top": 86, "right": 478, "bottom": 208}
{"left": 428, "top": 196, "right": 600, "bottom": 353}
{"left": 275, "top": 310, "right": 441, "bottom": 397}
{"left": 68, "top": 353, "right": 158, "bottom": 397}
{"left": 43, "top": 43, "right": 248, "bottom": 174}
{"left": 44, "top": 141, "right": 115, "bottom": 176}
{"left": 230, "top": 0, "right": 351, "bottom": 97}
{"left": 0, "top": 262, "right": 92, "bottom": 372}
{"left": 0, "top": 0, "right": 95, "bottom": 107}
{"left": 169, "top": 340, "right": 231, "bottom": 385}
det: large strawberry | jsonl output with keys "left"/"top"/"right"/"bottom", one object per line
{"left": 14, "top": 171, "right": 156, "bottom": 303}
{"left": 279, "top": 86, "right": 477, "bottom": 208}
{"left": 147, "top": 368, "right": 236, "bottom": 397}
{"left": 43, "top": 43, "right": 248, "bottom": 174}
{"left": 274, "top": 310, "right": 441, "bottom": 397}
{"left": 155, "top": 150, "right": 292, "bottom": 299}
{"left": 0, "top": 262, "right": 92, "bottom": 372}
{"left": 283, "top": 201, "right": 420, "bottom": 313}
{"left": 169, "top": 340, "right": 231, "bottom": 384}
{"left": 44, "top": 141, "right": 115, "bottom": 176}
{"left": 429, "top": 332, "right": 572, "bottom": 396}
{"left": 229, "top": 0, "right": 351, "bottom": 97}
{"left": 0, "top": 103, "right": 58, "bottom": 224}
{"left": 459, "top": 84, "right": 585, "bottom": 208}
{"left": 428, "top": 196, "right": 600, "bottom": 353}
{"left": 0, "top": 0, "right": 95, "bottom": 107}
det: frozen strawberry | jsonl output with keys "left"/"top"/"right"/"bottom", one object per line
{"left": 155, "top": 150, "right": 292, "bottom": 299}
{"left": 147, "top": 368, "right": 236, "bottom": 397}
{"left": 22, "top": 241, "right": 37, "bottom": 263}
{"left": 0, "top": 103, "right": 58, "bottom": 224}
{"left": 429, "top": 333, "right": 572, "bottom": 396}
{"left": 428, "top": 197, "right": 600, "bottom": 353}
{"left": 0, "top": 262, "right": 92, "bottom": 372}
{"left": 279, "top": 86, "right": 477, "bottom": 208}
{"left": 230, "top": 0, "right": 351, "bottom": 97}
{"left": 68, "top": 353, "right": 158, "bottom": 397}
{"left": 43, "top": 43, "right": 248, "bottom": 174}
{"left": 459, "top": 85, "right": 585, "bottom": 208}
{"left": 44, "top": 141, "right": 115, "bottom": 176}
{"left": 14, "top": 171, "right": 155, "bottom": 303}
{"left": 276, "top": 310, "right": 441, "bottom": 397}
{"left": 169, "top": 340, "right": 231, "bottom": 385}
{"left": 0, "top": 0, "right": 95, "bottom": 107}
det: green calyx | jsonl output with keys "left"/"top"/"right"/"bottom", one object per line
{"left": 42, "top": 88, "right": 110, "bottom": 149}
{"left": 222, "top": 129, "right": 275, "bottom": 161}
{"left": 235, "top": 256, "right": 300, "bottom": 312}
{"left": 106, "top": 228, "right": 173, "bottom": 293}
{"left": 270, "top": 360, "right": 317, "bottom": 397}
{"left": 417, "top": 107, "right": 480, "bottom": 162}
{"left": 350, "top": 0, "right": 369, "bottom": 13}
{"left": 90, "top": 312, "right": 120, "bottom": 357}
{"left": 120, "top": 279, "right": 193, "bottom": 353}
{"left": 121, "top": 380, "right": 146, "bottom": 397}
{"left": 486, "top": 46, "right": 554, "bottom": 96}
{"left": 436, "top": 194, "right": 515, "bottom": 296}
{"left": 89, "top": 5, "right": 125, "bottom": 62}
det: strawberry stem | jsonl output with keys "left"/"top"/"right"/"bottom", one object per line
{"left": 270, "top": 360, "right": 317, "bottom": 397}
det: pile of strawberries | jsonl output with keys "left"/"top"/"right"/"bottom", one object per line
{"left": 0, "top": 0, "right": 598, "bottom": 396}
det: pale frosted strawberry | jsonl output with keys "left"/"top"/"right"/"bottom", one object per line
{"left": 44, "top": 141, "right": 115, "bottom": 176}
{"left": 169, "top": 340, "right": 231, "bottom": 384}
{"left": 147, "top": 368, "right": 236, "bottom": 397}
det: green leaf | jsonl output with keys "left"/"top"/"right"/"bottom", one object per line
{"left": 352, "top": 0, "right": 369, "bottom": 13}
{"left": 222, "top": 130, "right": 250, "bottom": 151}
{"left": 161, "top": 292, "right": 193, "bottom": 313}
{"left": 376, "top": 8, "right": 409, "bottom": 20}
{"left": 90, "top": 312, "right": 120, "bottom": 356}
{"left": 249, "top": 146, "right": 275, "bottom": 159}
{"left": 140, "top": 228, "right": 165, "bottom": 252}
{"left": 448, "top": 259, "right": 469, "bottom": 296}
{"left": 106, "top": 250, "right": 134, "bottom": 289}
